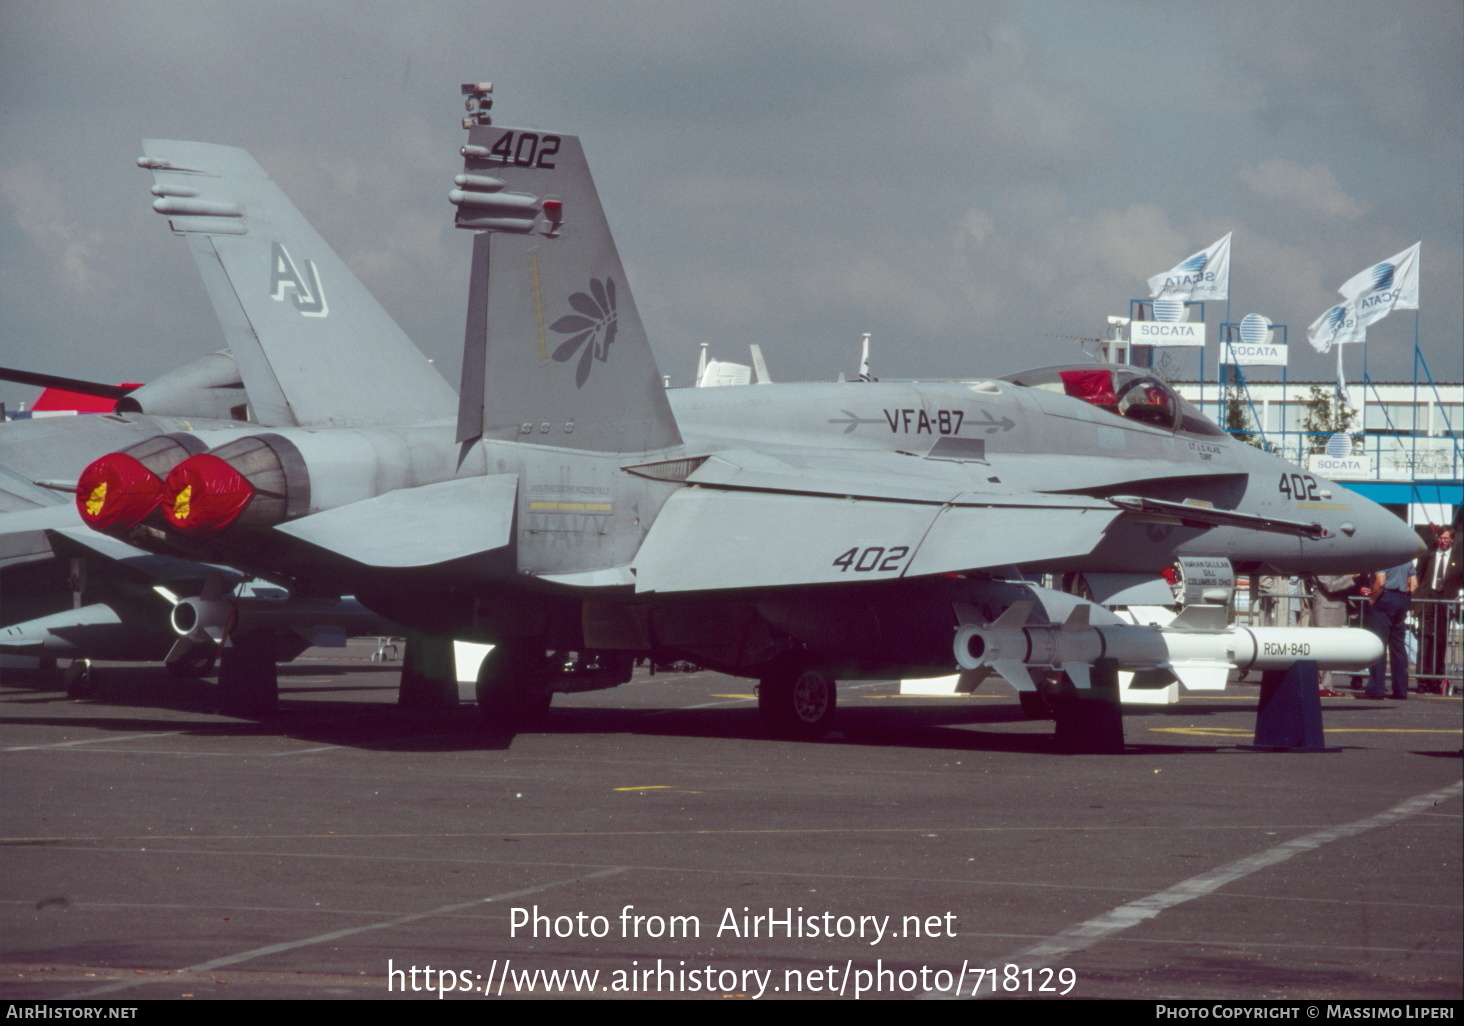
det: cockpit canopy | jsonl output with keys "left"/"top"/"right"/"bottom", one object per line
{"left": 1001, "top": 365, "right": 1226, "bottom": 437}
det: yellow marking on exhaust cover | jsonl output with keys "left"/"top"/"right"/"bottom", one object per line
{"left": 85, "top": 482, "right": 107, "bottom": 516}
{"left": 172, "top": 485, "right": 192, "bottom": 519}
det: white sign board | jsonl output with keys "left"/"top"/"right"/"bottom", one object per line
{"left": 1220, "top": 341, "right": 1288, "bottom": 367}
{"left": 1308, "top": 453, "right": 1372, "bottom": 479}
{"left": 1132, "top": 321, "right": 1206, "bottom": 347}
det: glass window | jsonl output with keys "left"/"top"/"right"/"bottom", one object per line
{"left": 1002, "top": 365, "right": 1224, "bottom": 436}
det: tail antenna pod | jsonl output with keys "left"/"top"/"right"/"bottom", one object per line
{"left": 461, "top": 81, "right": 493, "bottom": 129}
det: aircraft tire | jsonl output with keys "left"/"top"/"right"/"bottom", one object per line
{"left": 758, "top": 665, "right": 836, "bottom": 738}
{"left": 166, "top": 652, "right": 217, "bottom": 679}
{"left": 63, "top": 659, "right": 95, "bottom": 698}
{"left": 475, "top": 643, "right": 553, "bottom": 732}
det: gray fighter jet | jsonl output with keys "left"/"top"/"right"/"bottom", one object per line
{"left": 0, "top": 360, "right": 392, "bottom": 694}
{"left": 77, "top": 87, "right": 1418, "bottom": 733}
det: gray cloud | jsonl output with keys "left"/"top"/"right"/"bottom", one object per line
{"left": 1, "top": 0, "right": 1458, "bottom": 415}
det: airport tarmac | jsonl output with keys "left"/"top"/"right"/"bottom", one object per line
{"left": 1, "top": 642, "right": 1459, "bottom": 1001}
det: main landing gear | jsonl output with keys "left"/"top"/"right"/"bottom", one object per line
{"left": 758, "top": 659, "right": 836, "bottom": 739}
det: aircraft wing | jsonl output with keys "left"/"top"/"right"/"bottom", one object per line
{"left": 628, "top": 450, "right": 1119, "bottom": 593}
{"left": 630, "top": 486, "right": 1119, "bottom": 593}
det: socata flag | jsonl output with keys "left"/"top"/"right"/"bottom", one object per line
{"left": 1338, "top": 242, "right": 1420, "bottom": 328}
{"left": 1306, "top": 299, "right": 1366, "bottom": 354}
{"left": 1147, "top": 232, "right": 1231, "bottom": 302}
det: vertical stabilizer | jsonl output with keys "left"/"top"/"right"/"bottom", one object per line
{"left": 452, "top": 123, "right": 681, "bottom": 454}
{"left": 140, "top": 141, "right": 457, "bottom": 429}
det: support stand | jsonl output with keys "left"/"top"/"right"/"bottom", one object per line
{"left": 399, "top": 632, "right": 460, "bottom": 713}
{"left": 1053, "top": 658, "right": 1125, "bottom": 753}
{"left": 216, "top": 630, "right": 278, "bottom": 716}
{"left": 1240, "top": 660, "right": 1338, "bottom": 752}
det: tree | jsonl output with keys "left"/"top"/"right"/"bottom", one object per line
{"left": 1223, "top": 384, "right": 1265, "bottom": 450}
{"left": 1299, "top": 386, "right": 1357, "bottom": 454}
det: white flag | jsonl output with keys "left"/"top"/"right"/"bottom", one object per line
{"left": 858, "top": 333, "right": 874, "bottom": 382}
{"left": 1338, "top": 241, "right": 1419, "bottom": 328}
{"left": 1307, "top": 300, "right": 1366, "bottom": 354}
{"left": 1148, "top": 232, "right": 1231, "bottom": 302}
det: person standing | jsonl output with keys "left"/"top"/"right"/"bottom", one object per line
{"left": 1310, "top": 573, "right": 1358, "bottom": 695}
{"left": 1415, "top": 525, "right": 1462, "bottom": 693}
{"left": 1364, "top": 562, "right": 1417, "bottom": 700}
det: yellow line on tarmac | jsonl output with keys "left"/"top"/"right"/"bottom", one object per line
{"left": 1151, "top": 726, "right": 1461, "bottom": 737}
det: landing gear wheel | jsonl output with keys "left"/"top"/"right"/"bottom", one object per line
{"left": 166, "top": 651, "right": 216, "bottom": 679}
{"left": 63, "top": 659, "right": 95, "bottom": 698}
{"left": 758, "top": 663, "right": 836, "bottom": 738}
{"left": 475, "top": 643, "right": 553, "bottom": 732}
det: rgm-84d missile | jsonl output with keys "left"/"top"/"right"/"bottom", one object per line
{"left": 952, "top": 601, "right": 1382, "bottom": 692}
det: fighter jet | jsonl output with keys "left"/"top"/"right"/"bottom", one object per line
{"left": 0, "top": 359, "right": 393, "bottom": 697}
{"left": 77, "top": 85, "right": 1417, "bottom": 734}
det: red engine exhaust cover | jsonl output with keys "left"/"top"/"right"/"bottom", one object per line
{"left": 161, "top": 453, "right": 255, "bottom": 537}
{"left": 75, "top": 453, "right": 163, "bottom": 530}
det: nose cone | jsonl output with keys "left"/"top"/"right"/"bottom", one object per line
{"left": 1344, "top": 492, "right": 1423, "bottom": 570}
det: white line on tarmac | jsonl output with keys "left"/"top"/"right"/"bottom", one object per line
{"left": 0, "top": 732, "right": 179, "bottom": 752}
{"left": 926, "top": 780, "right": 1464, "bottom": 1000}
{"left": 64, "top": 866, "right": 629, "bottom": 999}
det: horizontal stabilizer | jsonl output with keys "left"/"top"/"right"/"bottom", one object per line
{"left": 274, "top": 475, "right": 518, "bottom": 567}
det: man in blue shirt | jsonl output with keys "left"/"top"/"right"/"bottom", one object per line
{"left": 1364, "top": 561, "right": 1418, "bottom": 699}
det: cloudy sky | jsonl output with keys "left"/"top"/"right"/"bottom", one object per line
{"left": 2, "top": 0, "right": 1460, "bottom": 414}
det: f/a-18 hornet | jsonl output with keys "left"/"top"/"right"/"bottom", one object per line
{"left": 77, "top": 83, "right": 1415, "bottom": 734}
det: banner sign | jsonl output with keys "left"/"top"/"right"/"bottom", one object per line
{"left": 1308, "top": 452, "right": 1371, "bottom": 478}
{"left": 1220, "top": 341, "right": 1287, "bottom": 366}
{"left": 1132, "top": 320, "right": 1206, "bottom": 347}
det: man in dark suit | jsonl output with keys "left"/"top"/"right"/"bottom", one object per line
{"left": 1416, "top": 525, "right": 1462, "bottom": 693}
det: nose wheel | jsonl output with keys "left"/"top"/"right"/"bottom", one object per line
{"left": 758, "top": 662, "right": 836, "bottom": 738}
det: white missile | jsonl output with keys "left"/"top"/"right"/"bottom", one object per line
{"left": 952, "top": 602, "right": 1382, "bottom": 692}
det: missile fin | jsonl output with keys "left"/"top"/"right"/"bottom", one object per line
{"left": 952, "top": 602, "right": 982, "bottom": 626}
{"left": 1169, "top": 662, "right": 1231, "bottom": 691}
{"left": 954, "top": 668, "right": 989, "bottom": 693}
{"left": 989, "top": 600, "right": 1034, "bottom": 630}
{"left": 1170, "top": 604, "right": 1227, "bottom": 631}
{"left": 993, "top": 660, "right": 1036, "bottom": 691}
{"left": 1061, "top": 660, "right": 1092, "bottom": 689}
{"left": 1061, "top": 605, "right": 1090, "bottom": 631}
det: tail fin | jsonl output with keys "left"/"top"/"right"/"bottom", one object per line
{"left": 452, "top": 126, "right": 681, "bottom": 453}
{"left": 140, "top": 141, "right": 457, "bottom": 429}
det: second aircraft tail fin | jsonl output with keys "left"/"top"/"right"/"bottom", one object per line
{"left": 140, "top": 140, "right": 457, "bottom": 429}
